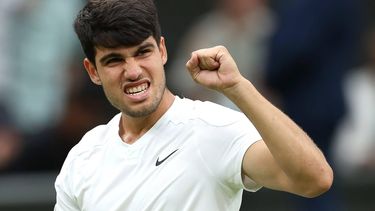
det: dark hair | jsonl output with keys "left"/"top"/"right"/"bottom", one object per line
{"left": 74, "top": 0, "right": 161, "bottom": 63}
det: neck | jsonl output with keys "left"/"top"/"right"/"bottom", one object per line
{"left": 119, "top": 90, "right": 175, "bottom": 144}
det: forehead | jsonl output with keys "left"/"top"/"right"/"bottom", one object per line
{"left": 95, "top": 36, "right": 157, "bottom": 58}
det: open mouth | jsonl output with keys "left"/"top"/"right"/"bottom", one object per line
{"left": 125, "top": 82, "right": 149, "bottom": 95}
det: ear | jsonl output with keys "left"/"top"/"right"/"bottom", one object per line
{"left": 159, "top": 36, "right": 168, "bottom": 65}
{"left": 83, "top": 58, "right": 102, "bottom": 85}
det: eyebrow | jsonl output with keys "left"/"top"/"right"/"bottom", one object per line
{"left": 99, "top": 52, "right": 123, "bottom": 66}
{"left": 98, "top": 42, "right": 156, "bottom": 66}
{"left": 135, "top": 43, "right": 155, "bottom": 54}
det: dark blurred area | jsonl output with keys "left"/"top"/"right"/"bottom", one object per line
{"left": 0, "top": 0, "right": 375, "bottom": 210}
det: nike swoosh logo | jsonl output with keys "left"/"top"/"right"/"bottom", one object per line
{"left": 155, "top": 149, "right": 178, "bottom": 166}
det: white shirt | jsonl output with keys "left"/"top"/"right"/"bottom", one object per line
{"left": 55, "top": 97, "right": 262, "bottom": 211}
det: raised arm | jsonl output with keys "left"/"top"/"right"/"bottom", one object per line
{"left": 185, "top": 46, "right": 333, "bottom": 197}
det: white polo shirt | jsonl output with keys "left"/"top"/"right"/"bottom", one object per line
{"left": 54, "top": 96, "right": 262, "bottom": 211}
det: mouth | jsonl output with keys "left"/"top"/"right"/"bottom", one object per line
{"left": 124, "top": 82, "right": 149, "bottom": 96}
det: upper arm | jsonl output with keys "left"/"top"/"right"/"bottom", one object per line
{"left": 54, "top": 150, "right": 81, "bottom": 211}
{"left": 55, "top": 187, "right": 80, "bottom": 211}
{"left": 55, "top": 175, "right": 80, "bottom": 211}
{"left": 242, "top": 140, "right": 296, "bottom": 193}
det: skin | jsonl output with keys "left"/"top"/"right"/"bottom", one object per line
{"left": 84, "top": 36, "right": 175, "bottom": 144}
{"left": 84, "top": 36, "right": 333, "bottom": 197}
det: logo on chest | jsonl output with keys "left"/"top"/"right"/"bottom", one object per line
{"left": 155, "top": 149, "right": 179, "bottom": 166}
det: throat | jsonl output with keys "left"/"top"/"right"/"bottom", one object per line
{"left": 119, "top": 119, "right": 151, "bottom": 145}
{"left": 119, "top": 130, "right": 146, "bottom": 145}
{"left": 119, "top": 110, "right": 160, "bottom": 145}
{"left": 122, "top": 136, "right": 138, "bottom": 145}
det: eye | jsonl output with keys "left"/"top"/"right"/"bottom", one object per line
{"left": 137, "top": 48, "right": 152, "bottom": 57}
{"left": 105, "top": 57, "right": 123, "bottom": 66}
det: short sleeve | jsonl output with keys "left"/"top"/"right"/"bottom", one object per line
{"left": 196, "top": 109, "right": 263, "bottom": 193}
{"left": 54, "top": 152, "right": 80, "bottom": 211}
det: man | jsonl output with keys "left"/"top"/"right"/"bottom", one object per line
{"left": 54, "top": 0, "right": 333, "bottom": 210}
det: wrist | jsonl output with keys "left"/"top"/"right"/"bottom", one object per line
{"left": 222, "top": 78, "right": 253, "bottom": 100}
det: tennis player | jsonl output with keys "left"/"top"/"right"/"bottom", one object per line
{"left": 54, "top": 0, "right": 333, "bottom": 210}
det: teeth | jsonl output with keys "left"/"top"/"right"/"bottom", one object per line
{"left": 126, "top": 83, "right": 148, "bottom": 95}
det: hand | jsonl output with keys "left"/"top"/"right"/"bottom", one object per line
{"left": 185, "top": 46, "right": 244, "bottom": 93}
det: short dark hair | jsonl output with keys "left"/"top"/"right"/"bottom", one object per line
{"left": 74, "top": 0, "right": 161, "bottom": 63}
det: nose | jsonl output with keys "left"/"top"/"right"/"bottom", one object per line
{"left": 123, "top": 57, "right": 142, "bottom": 80}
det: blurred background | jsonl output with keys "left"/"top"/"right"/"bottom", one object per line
{"left": 0, "top": 0, "right": 375, "bottom": 210}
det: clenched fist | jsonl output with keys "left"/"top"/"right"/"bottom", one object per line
{"left": 185, "top": 46, "right": 245, "bottom": 93}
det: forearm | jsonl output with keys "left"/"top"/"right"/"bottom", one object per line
{"left": 223, "top": 78, "right": 333, "bottom": 193}
{"left": 186, "top": 45, "right": 332, "bottom": 196}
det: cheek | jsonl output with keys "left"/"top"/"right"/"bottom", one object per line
{"left": 143, "top": 61, "right": 164, "bottom": 77}
{"left": 99, "top": 73, "right": 123, "bottom": 95}
{"left": 100, "top": 68, "right": 123, "bottom": 82}
{"left": 151, "top": 67, "right": 166, "bottom": 82}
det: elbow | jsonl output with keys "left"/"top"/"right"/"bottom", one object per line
{"left": 301, "top": 165, "right": 334, "bottom": 198}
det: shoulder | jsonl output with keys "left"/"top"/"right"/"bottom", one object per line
{"left": 55, "top": 114, "right": 121, "bottom": 196}
{"left": 176, "top": 97, "right": 247, "bottom": 127}
{"left": 174, "top": 97, "right": 261, "bottom": 143}
{"left": 62, "top": 113, "right": 120, "bottom": 169}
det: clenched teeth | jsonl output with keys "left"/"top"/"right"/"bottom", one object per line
{"left": 125, "top": 83, "right": 148, "bottom": 95}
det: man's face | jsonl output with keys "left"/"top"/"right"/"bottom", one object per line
{"left": 85, "top": 36, "right": 168, "bottom": 117}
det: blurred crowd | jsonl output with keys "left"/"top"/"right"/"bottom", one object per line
{"left": 0, "top": 0, "right": 117, "bottom": 173}
{"left": 0, "top": 0, "right": 375, "bottom": 210}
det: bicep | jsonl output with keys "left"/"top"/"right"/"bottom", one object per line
{"left": 54, "top": 164, "right": 80, "bottom": 211}
{"left": 55, "top": 189, "right": 80, "bottom": 211}
{"left": 242, "top": 140, "right": 295, "bottom": 193}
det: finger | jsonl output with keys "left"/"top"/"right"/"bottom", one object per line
{"left": 198, "top": 56, "right": 220, "bottom": 70}
{"left": 186, "top": 53, "right": 199, "bottom": 71}
{"left": 186, "top": 53, "right": 201, "bottom": 80}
